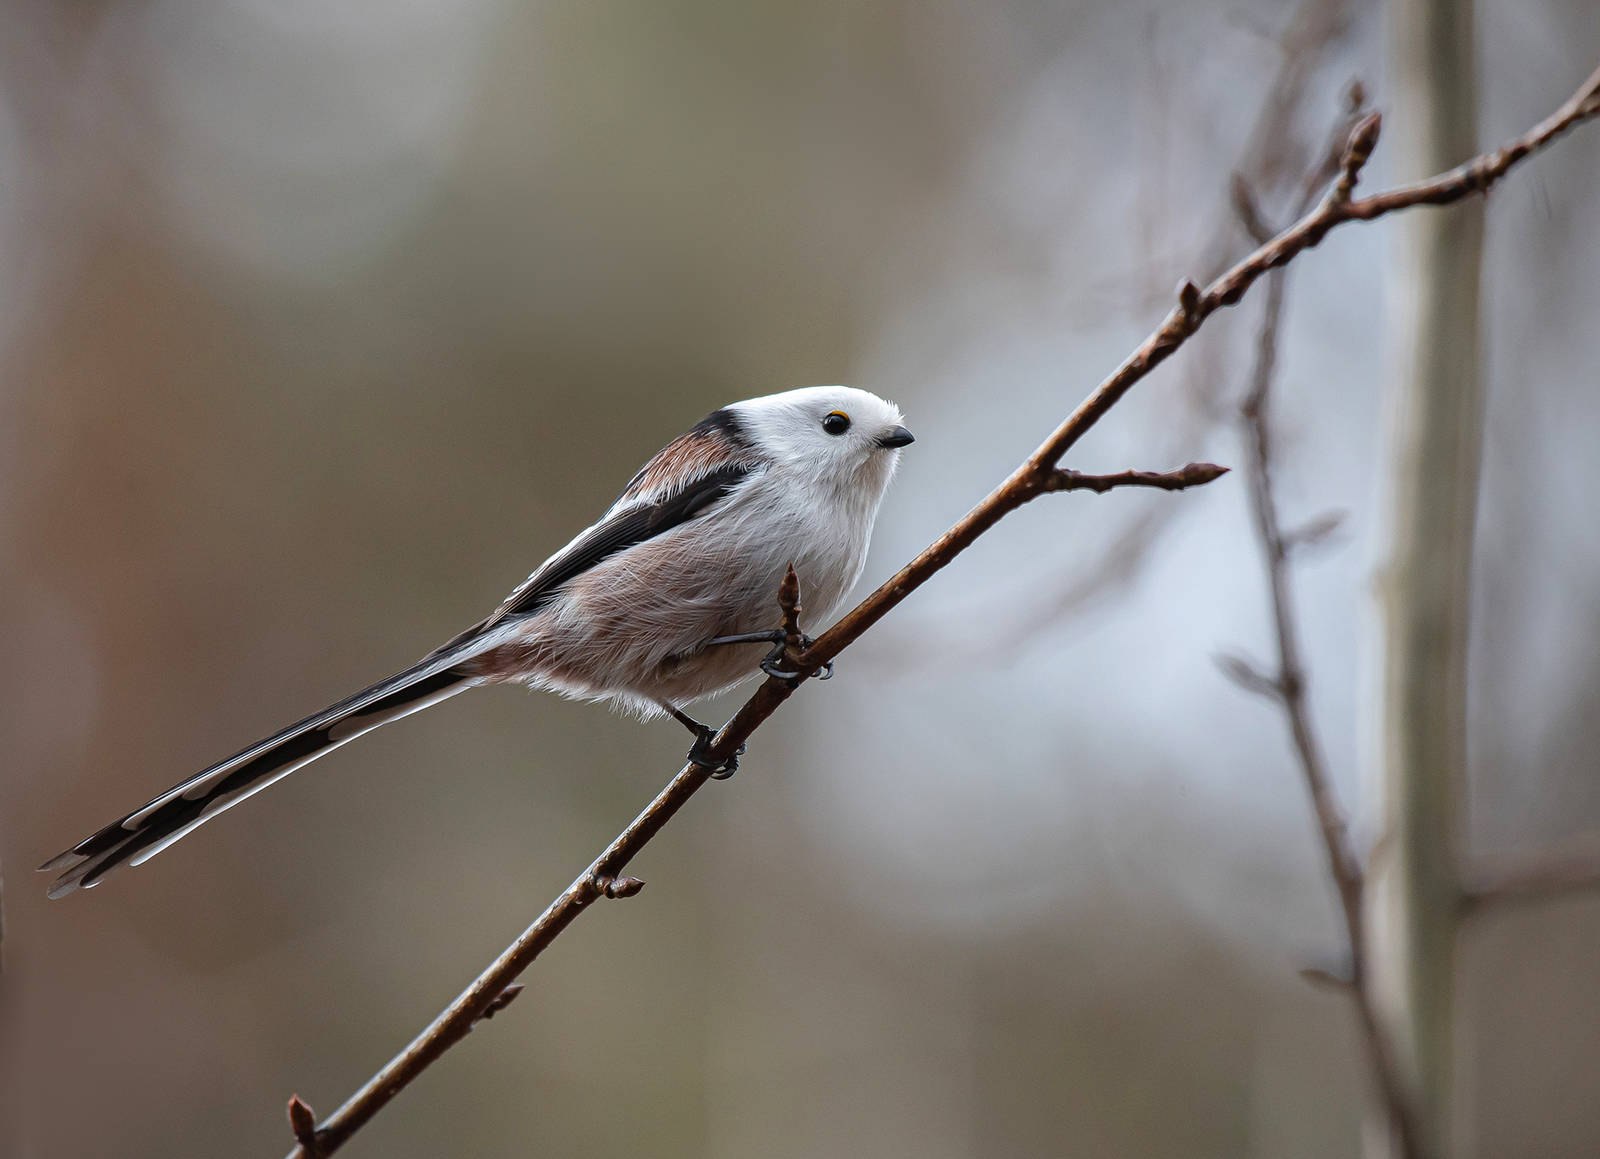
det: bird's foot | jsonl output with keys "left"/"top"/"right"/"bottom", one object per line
{"left": 703, "top": 630, "right": 834, "bottom": 683}
{"left": 685, "top": 723, "right": 745, "bottom": 780}
{"left": 663, "top": 702, "right": 745, "bottom": 779}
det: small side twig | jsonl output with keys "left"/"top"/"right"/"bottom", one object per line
{"left": 1460, "top": 839, "right": 1600, "bottom": 915}
{"left": 777, "top": 564, "right": 807, "bottom": 675}
{"left": 1283, "top": 509, "right": 1347, "bottom": 551}
{"left": 946, "top": 0, "right": 1359, "bottom": 655}
{"left": 1215, "top": 652, "right": 1283, "bottom": 700}
{"left": 1041, "top": 462, "right": 1230, "bottom": 494}
{"left": 1300, "top": 963, "right": 1357, "bottom": 993}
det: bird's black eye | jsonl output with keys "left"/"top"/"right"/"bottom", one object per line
{"left": 822, "top": 410, "right": 851, "bottom": 436}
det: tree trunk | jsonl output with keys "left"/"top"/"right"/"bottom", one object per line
{"left": 1368, "top": 0, "right": 1482, "bottom": 1155}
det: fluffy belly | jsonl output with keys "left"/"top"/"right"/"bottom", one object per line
{"left": 461, "top": 545, "right": 854, "bottom": 715}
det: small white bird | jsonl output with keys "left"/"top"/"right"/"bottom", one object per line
{"left": 42, "top": 386, "right": 913, "bottom": 898}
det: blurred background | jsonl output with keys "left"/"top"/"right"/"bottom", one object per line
{"left": 3, "top": 1, "right": 1598, "bottom": 1156}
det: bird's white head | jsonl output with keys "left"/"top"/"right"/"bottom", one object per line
{"left": 727, "top": 386, "right": 913, "bottom": 495}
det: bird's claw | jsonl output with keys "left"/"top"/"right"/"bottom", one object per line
{"left": 686, "top": 725, "right": 745, "bottom": 780}
{"left": 759, "top": 638, "right": 834, "bottom": 683}
{"left": 704, "top": 628, "right": 835, "bottom": 684}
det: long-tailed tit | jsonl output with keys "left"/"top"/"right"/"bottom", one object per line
{"left": 42, "top": 386, "right": 913, "bottom": 898}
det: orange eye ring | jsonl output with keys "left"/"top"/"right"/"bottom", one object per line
{"left": 822, "top": 411, "right": 851, "bottom": 435}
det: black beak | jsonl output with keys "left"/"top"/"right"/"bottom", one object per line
{"left": 877, "top": 425, "right": 916, "bottom": 449}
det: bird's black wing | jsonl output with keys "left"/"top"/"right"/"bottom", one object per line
{"left": 426, "top": 459, "right": 760, "bottom": 660}
{"left": 493, "top": 461, "right": 757, "bottom": 620}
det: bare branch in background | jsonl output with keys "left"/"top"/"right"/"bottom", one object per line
{"left": 283, "top": 63, "right": 1600, "bottom": 1159}
{"left": 1228, "top": 121, "right": 1422, "bottom": 1153}
{"left": 1461, "top": 838, "right": 1600, "bottom": 915}
{"left": 1300, "top": 963, "right": 1357, "bottom": 993}
{"left": 1215, "top": 651, "right": 1285, "bottom": 700}
{"left": 1283, "top": 509, "right": 1348, "bottom": 552}
{"left": 972, "top": 0, "right": 1364, "bottom": 653}
{"left": 1224, "top": 58, "right": 1600, "bottom": 1159}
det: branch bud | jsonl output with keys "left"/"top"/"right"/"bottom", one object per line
{"left": 1334, "top": 112, "right": 1383, "bottom": 201}
{"left": 1176, "top": 278, "right": 1203, "bottom": 325}
{"left": 287, "top": 1094, "right": 320, "bottom": 1156}
{"left": 603, "top": 876, "right": 646, "bottom": 899}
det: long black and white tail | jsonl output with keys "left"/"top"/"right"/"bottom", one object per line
{"left": 40, "top": 654, "right": 478, "bottom": 898}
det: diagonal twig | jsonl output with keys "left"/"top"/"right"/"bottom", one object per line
{"left": 940, "top": 0, "right": 1361, "bottom": 652}
{"left": 283, "top": 61, "right": 1600, "bottom": 1159}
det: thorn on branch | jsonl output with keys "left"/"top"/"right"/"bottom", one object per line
{"left": 601, "top": 875, "right": 646, "bottom": 899}
{"left": 287, "top": 1094, "right": 321, "bottom": 1158}
{"left": 1333, "top": 112, "right": 1382, "bottom": 202}
{"left": 1215, "top": 652, "right": 1282, "bottom": 699}
{"left": 478, "top": 984, "right": 524, "bottom": 1022}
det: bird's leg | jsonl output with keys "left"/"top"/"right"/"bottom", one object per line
{"left": 661, "top": 702, "right": 744, "bottom": 779}
{"left": 702, "top": 631, "right": 835, "bottom": 683}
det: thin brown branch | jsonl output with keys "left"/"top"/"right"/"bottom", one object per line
{"left": 283, "top": 63, "right": 1600, "bottom": 1159}
{"left": 1228, "top": 102, "right": 1431, "bottom": 1158}
{"left": 1042, "top": 462, "right": 1230, "bottom": 494}
{"left": 965, "top": 0, "right": 1360, "bottom": 651}
{"left": 1236, "top": 262, "right": 1423, "bottom": 1157}
{"left": 477, "top": 984, "right": 524, "bottom": 1020}
{"left": 1460, "top": 839, "right": 1600, "bottom": 915}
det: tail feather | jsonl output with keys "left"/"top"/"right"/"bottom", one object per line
{"left": 41, "top": 657, "right": 477, "bottom": 898}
